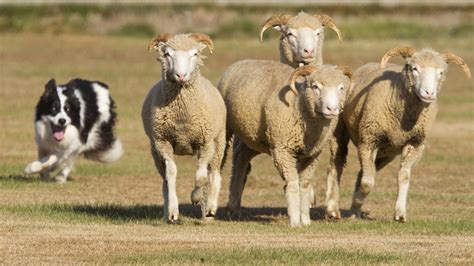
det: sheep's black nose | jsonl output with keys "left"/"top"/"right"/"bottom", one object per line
{"left": 58, "top": 118, "right": 66, "bottom": 125}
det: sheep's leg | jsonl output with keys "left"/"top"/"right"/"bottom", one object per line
{"left": 272, "top": 148, "right": 300, "bottom": 227}
{"left": 325, "top": 121, "right": 350, "bottom": 219}
{"left": 297, "top": 156, "right": 319, "bottom": 226}
{"left": 226, "top": 139, "right": 258, "bottom": 216}
{"left": 152, "top": 141, "right": 179, "bottom": 223}
{"left": 395, "top": 144, "right": 424, "bottom": 223}
{"left": 351, "top": 143, "right": 377, "bottom": 218}
{"left": 205, "top": 131, "right": 226, "bottom": 219}
{"left": 192, "top": 142, "right": 215, "bottom": 219}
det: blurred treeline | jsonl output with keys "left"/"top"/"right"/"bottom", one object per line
{"left": 0, "top": 4, "right": 472, "bottom": 40}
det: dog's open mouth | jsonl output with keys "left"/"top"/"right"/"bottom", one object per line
{"left": 51, "top": 124, "right": 66, "bottom": 141}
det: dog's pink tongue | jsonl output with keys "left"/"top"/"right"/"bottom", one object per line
{"left": 53, "top": 130, "right": 65, "bottom": 141}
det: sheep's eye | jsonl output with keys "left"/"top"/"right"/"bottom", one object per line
{"left": 411, "top": 66, "right": 418, "bottom": 72}
{"left": 339, "top": 86, "right": 344, "bottom": 91}
{"left": 287, "top": 32, "right": 293, "bottom": 37}
{"left": 439, "top": 71, "right": 444, "bottom": 75}
{"left": 316, "top": 32, "right": 320, "bottom": 36}
{"left": 194, "top": 52, "right": 198, "bottom": 56}
{"left": 164, "top": 52, "right": 170, "bottom": 57}
{"left": 313, "top": 85, "right": 320, "bottom": 91}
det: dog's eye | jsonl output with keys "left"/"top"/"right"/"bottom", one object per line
{"left": 52, "top": 106, "right": 57, "bottom": 112}
{"left": 65, "top": 106, "right": 70, "bottom": 112}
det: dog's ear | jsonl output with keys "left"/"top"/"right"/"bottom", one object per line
{"left": 43, "top": 79, "right": 56, "bottom": 97}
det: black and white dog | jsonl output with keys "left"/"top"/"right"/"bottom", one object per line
{"left": 25, "top": 78, "right": 123, "bottom": 183}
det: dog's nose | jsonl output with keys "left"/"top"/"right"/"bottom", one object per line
{"left": 58, "top": 118, "right": 66, "bottom": 126}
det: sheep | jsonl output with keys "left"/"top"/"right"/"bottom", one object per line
{"left": 219, "top": 61, "right": 352, "bottom": 227}
{"left": 259, "top": 12, "right": 342, "bottom": 68}
{"left": 324, "top": 46, "right": 471, "bottom": 221}
{"left": 142, "top": 33, "right": 227, "bottom": 223}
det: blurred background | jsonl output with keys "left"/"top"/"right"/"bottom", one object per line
{"left": 1, "top": 1, "right": 473, "bottom": 264}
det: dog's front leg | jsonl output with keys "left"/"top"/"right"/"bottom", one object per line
{"left": 25, "top": 154, "right": 58, "bottom": 175}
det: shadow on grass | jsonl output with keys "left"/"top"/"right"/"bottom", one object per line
{"left": 0, "top": 175, "right": 43, "bottom": 183}
{"left": 68, "top": 203, "right": 354, "bottom": 223}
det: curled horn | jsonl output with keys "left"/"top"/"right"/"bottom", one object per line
{"left": 337, "top": 65, "right": 353, "bottom": 82}
{"left": 190, "top": 33, "right": 214, "bottom": 55}
{"left": 259, "top": 14, "right": 292, "bottom": 42}
{"left": 380, "top": 46, "right": 416, "bottom": 69}
{"left": 313, "top": 14, "right": 342, "bottom": 42}
{"left": 288, "top": 65, "right": 318, "bottom": 95}
{"left": 443, "top": 51, "right": 471, "bottom": 79}
{"left": 148, "top": 33, "right": 172, "bottom": 52}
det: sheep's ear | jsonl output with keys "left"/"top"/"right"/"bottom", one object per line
{"left": 443, "top": 51, "right": 471, "bottom": 79}
{"left": 148, "top": 33, "right": 172, "bottom": 52}
{"left": 288, "top": 65, "right": 318, "bottom": 95}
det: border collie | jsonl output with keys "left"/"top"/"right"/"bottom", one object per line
{"left": 25, "top": 78, "right": 123, "bottom": 183}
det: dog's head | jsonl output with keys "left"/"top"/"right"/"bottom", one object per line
{"left": 36, "top": 79, "right": 80, "bottom": 142}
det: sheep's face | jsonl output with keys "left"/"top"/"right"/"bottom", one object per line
{"left": 302, "top": 69, "right": 351, "bottom": 119}
{"left": 276, "top": 14, "right": 324, "bottom": 65}
{"left": 406, "top": 50, "right": 447, "bottom": 104}
{"left": 149, "top": 33, "right": 213, "bottom": 85}
{"left": 161, "top": 45, "right": 204, "bottom": 84}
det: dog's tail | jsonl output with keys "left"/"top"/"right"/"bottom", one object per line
{"left": 84, "top": 139, "right": 123, "bottom": 163}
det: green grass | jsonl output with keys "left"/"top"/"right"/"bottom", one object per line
{"left": 2, "top": 202, "right": 472, "bottom": 236}
{"left": 111, "top": 247, "right": 409, "bottom": 264}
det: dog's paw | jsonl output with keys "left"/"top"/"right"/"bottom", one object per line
{"left": 25, "top": 161, "right": 43, "bottom": 174}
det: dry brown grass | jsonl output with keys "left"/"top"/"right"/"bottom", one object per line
{"left": 0, "top": 33, "right": 473, "bottom": 264}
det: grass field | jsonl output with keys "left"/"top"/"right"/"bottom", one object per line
{"left": 1, "top": 20, "right": 473, "bottom": 264}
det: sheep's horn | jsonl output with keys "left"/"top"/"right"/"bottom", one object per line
{"left": 190, "top": 33, "right": 214, "bottom": 55}
{"left": 259, "top": 14, "right": 292, "bottom": 42}
{"left": 313, "top": 14, "right": 342, "bottom": 42}
{"left": 289, "top": 65, "right": 318, "bottom": 95}
{"left": 337, "top": 65, "right": 353, "bottom": 84}
{"left": 148, "top": 33, "right": 173, "bottom": 52}
{"left": 380, "top": 46, "right": 416, "bottom": 69}
{"left": 443, "top": 51, "right": 471, "bottom": 79}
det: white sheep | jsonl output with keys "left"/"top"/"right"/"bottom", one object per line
{"left": 260, "top": 12, "right": 341, "bottom": 68}
{"left": 325, "top": 46, "right": 471, "bottom": 221}
{"left": 142, "top": 33, "right": 226, "bottom": 222}
{"left": 219, "top": 61, "right": 352, "bottom": 226}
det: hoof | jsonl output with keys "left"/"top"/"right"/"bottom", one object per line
{"left": 349, "top": 207, "right": 370, "bottom": 219}
{"left": 325, "top": 210, "right": 341, "bottom": 220}
{"left": 394, "top": 215, "right": 407, "bottom": 223}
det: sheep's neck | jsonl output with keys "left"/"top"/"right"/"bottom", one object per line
{"left": 388, "top": 72, "right": 437, "bottom": 132}
{"left": 279, "top": 34, "right": 323, "bottom": 68}
{"left": 162, "top": 71, "right": 200, "bottom": 101}
{"left": 295, "top": 97, "right": 333, "bottom": 156}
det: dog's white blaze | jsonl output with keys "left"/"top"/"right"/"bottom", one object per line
{"left": 93, "top": 83, "right": 111, "bottom": 122}
{"left": 46, "top": 86, "right": 71, "bottom": 126}
{"left": 74, "top": 89, "right": 86, "bottom": 128}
